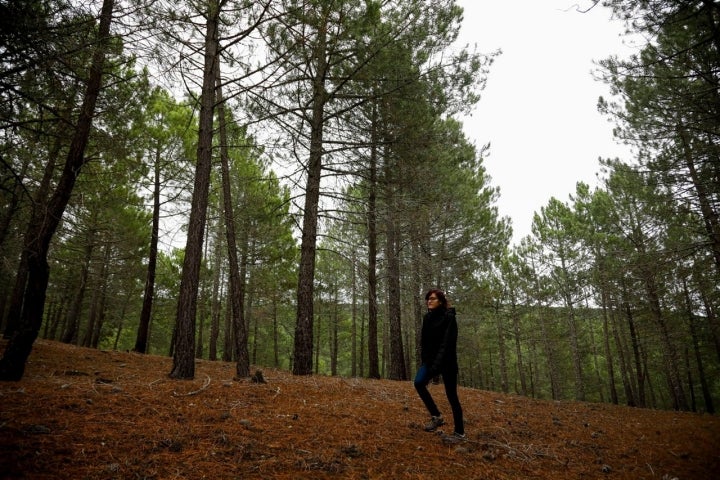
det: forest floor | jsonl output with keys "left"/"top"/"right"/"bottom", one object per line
{"left": 1, "top": 340, "right": 719, "bottom": 480}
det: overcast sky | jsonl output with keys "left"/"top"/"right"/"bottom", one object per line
{"left": 454, "top": 0, "right": 636, "bottom": 243}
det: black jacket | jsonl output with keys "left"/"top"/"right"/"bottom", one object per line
{"left": 421, "top": 307, "right": 458, "bottom": 375}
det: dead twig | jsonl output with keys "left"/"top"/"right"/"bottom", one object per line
{"left": 148, "top": 378, "right": 165, "bottom": 388}
{"left": 485, "top": 439, "right": 559, "bottom": 463}
{"left": 173, "top": 375, "right": 211, "bottom": 397}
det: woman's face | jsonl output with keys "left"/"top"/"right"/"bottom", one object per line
{"left": 426, "top": 293, "right": 441, "bottom": 310}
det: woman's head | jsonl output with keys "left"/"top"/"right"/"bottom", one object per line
{"left": 425, "top": 288, "right": 447, "bottom": 310}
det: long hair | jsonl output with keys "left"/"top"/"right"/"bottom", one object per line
{"left": 425, "top": 288, "right": 448, "bottom": 309}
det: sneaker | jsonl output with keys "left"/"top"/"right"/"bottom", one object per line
{"left": 424, "top": 415, "right": 445, "bottom": 432}
{"left": 441, "top": 432, "right": 467, "bottom": 444}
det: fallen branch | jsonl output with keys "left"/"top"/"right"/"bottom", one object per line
{"left": 485, "top": 439, "right": 559, "bottom": 463}
{"left": 173, "top": 375, "right": 211, "bottom": 397}
{"left": 148, "top": 378, "right": 164, "bottom": 388}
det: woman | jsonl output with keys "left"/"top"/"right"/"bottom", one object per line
{"left": 414, "top": 288, "right": 466, "bottom": 444}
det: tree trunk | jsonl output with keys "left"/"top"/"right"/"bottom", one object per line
{"left": 610, "top": 301, "right": 635, "bottom": 406}
{"left": 313, "top": 306, "right": 322, "bottom": 375}
{"left": 331, "top": 286, "right": 339, "bottom": 376}
{"left": 170, "top": 0, "right": 219, "bottom": 379}
{"left": 293, "top": 21, "right": 328, "bottom": 376}
{"left": 215, "top": 61, "right": 249, "bottom": 378}
{"left": 350, "top": 252, "right": 358, "bottom": 377}
{"left": 0, "top": 158, "right": 29, "bottom": 333}
{"left": 366, "top": 103, "right": 380, "bottom": 379}
{"left": 47, "top": 293, "right": 68, "bottom": 341}
{"left": 135, "top": 148, "right": 162, "bottom": 353}
{"left": 82, "top": 243, "right": 108, "bottom": 348}
{"left": 272, "top": 295, "right": 280, "bottom": 368}
{"left": 683, "top": 279, "right": 714, "bottom": 413}
{"left": 0, "top": 0, "right": 115, "bottom": 381}
{"left": 495, "top": 298, "right": 508, "bottom": 393}
{"left": 385, "top": 162, "right": 405, "bottom": 381}
{"left": 599, "top": 277, "right": 619, "bottom": 404}
{"left": 209, "top": 218, "right": 223, "bottom": 361}
{"left": 529, "top": 257, "right": 561, "bottom": 399}
{"left": 558, "top": 255, "right": 585, "bottom": 401}
{"left": 623, "top": 291, "right": 646, "bottom": 407}
{"left": 62, "top": 232, "right": 94, "bottom": 344}
{"left": 699, "top": 288, "right": 720, "bottom": 364}
{"left": 565, "top": 302, "right": 585, "bottom": 401}
{"left": 0, "top": 158, "right": 28, "bottom": 250}
{"left": 251, "top": 294, "right": 259, "bottom": 365}
{"left": 359, "top": 307, "right": 366, "bottom": 377}
{"left": 511, "top": 301, "right": 528, "bottom": 396}
{"left": 677, "top": 125, "right": 720, "bottom": 275}
{"left": 222, "top": 295, "right": 232, "bottom": 362}
{"left": 3, "top": 132, "right": 64, "bottom": 339}
{"left": 195, "top": 277, "right": 207, "bottom": 359}
{"left": 89, "top": 244, "right": 111, "bottom": 348}
{"left": 409, "top": 232, "right": 425, "bottom": 371}
{"left": 644, "top": 274, "right": 689, "bottom": 410}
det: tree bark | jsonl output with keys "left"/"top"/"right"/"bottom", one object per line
{"left": 215, "top": 60, "right": 249, "bottom": 378}
{"left": 683, "top": 278, "right": 714, "bottom": 413}
{"left": 511, "top": 300, "right": 528, "bottom": 396}
{"left": 170, "top": 0, "right": 219, "bottom": 379}
{"left": 3, "top": 129, "right": 63, "bottom": 339}
{"left": 350, "top": 252, "right": 358, "bottom": 377}
{"left": 134, "top": 147, "right": 162, "bottom": 353}
{"left": 366, "top": 103, "right": 380, "bottom": 379}
{"left": 330, "top": 286, "right": 339, "bottom": 376}
{"left": 678, "top": 125, "right": 720, "bottom": 275}
{"left": 644, "top": 273, "right": 688, "bottom": 410}
{"left": 610, "top": 301, "right": 635, "bottom": 406}
{"left": 61, "top": 232, "right": 94, "bottom": 344}
{"left": 623, "top": 286, "right": 645, "bottom": 407}
{"left": 599, "top": 287, "right": 619, "bottom": 405}
{"left": 209, "top": 219, "right": 223, "bottom": 361}
{"left": 87, "top": 243, "right": 111, "bottom": 348}
{"left": 0, "top": 0, "right": 115, "bottom": 380}
{"left": 385, "top": 161, "right": 406, "bottom": 381}
{"left": 293, "top": 18, "right": 328, "bottom": 376}
{"left": 495, "top": 298, "right": 509, "bottom": 393}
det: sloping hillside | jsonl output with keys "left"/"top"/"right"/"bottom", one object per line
{"left": 1, "top": 340, "right": 718, "bottom": 479}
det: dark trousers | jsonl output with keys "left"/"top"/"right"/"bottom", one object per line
{"left": 413, "top": 364, "right": 464, "bottom": 435}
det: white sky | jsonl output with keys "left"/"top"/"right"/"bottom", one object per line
{"left": 454, "top": 0, "right": 636, "bottom": 243}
